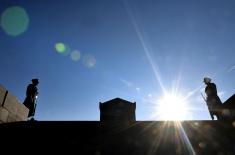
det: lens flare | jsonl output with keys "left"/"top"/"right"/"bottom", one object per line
{"left": 232, "top": 121, "right": 235, "bottom": 128}
{"left": 55, "top": 43, "right": 71, "bottom": 56}
{"left": 199, "top": 142, "right": 207, "bottom": 148}
{"left": 55, "top": 43, "right": 66, "bottom": 53}
{"left": 70, "top": 50, "right": 81, "bottom": 61}
{"left": 82, "top": 54, "right": 96, "bottom": 68}
{"left": 1, "top": 6, "right": 29, "bottom": 36}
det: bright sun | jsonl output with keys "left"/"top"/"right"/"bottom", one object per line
{"left": 155, "top": 93, "right": 190, "bottom": 121}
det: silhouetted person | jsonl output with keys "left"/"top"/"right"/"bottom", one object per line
{"left": 23, "top": 78, "right": 39, "bottom": 120}
{"left": 203, "top": 77, "right": 223, "bottom": 120}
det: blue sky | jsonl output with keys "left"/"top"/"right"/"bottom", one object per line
{"left": 0, "top": 0, "right": 234, "bottom": 120}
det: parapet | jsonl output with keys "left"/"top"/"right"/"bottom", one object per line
{"left": 0, "top": 85, "right": 29, "bottom": 123}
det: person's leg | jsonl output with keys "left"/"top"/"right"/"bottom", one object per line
{"left": 215, "top": 112, "right": 223, "bottom": 120}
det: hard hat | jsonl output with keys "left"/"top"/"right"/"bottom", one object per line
{"left": 203, "top": 77, "right": 211, "bottom": 83}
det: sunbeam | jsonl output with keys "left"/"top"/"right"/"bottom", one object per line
{"left": 124, "top": 1, "right": 167, "bottom": 95}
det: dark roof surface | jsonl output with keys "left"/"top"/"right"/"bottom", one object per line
{"left": 100, "top": 98, "right": 136, "bottom": 109}
{"left": 101, "top": 98, "right": 135, "bottom": 104}
{"left": 0, "top": 120, "right": 234, "bottom": 154}
{"left": 223, "top": 94, "right": 235, "bottom": 108}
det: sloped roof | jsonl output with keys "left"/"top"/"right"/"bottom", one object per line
{"left": 100, "top": 98, "right": 135, "bottom": 105}
{"left": 223, "top": 94, "right": 235, "bottom": 108}
{"left": 99, "top": 98, "right": 136, "bottom": 110}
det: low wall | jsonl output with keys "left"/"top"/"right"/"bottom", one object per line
{"left": 0, "top": 85, "right": 29, "bottom": 123}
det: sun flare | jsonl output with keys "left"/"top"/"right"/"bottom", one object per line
{"left": 155, "top": 93, "right": 190, "bottom": 121}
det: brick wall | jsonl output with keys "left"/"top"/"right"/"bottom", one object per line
{"left": 0, "top": 85, "right": 29, "bottom": 123}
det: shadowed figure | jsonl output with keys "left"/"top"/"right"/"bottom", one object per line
{"left": 23, "top": 78, "right": 39, "bottom": 120}
{"left": 203, "top": 77, "right": 223, "bottom": 120}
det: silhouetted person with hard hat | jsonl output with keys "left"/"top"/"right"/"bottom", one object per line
{"left": 203, "top": 77, "right": 223, "bottom": 120}
{"left": 23, "top": 78, "right": 39, "bottom": 121}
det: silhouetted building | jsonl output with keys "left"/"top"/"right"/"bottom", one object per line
{"left": 1, "top": 96, "right": 235, "bottom": 154}
{"left": 99, "top": 98, "right": 136, "bottom": 126}
{"left": 222, "top": 94, "right": 235, "bottom": 119}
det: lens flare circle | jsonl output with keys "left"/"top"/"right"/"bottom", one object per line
{"left": 70, "top": 50, "right": 81, "bottom": 61}
{"left": 55, "top": 43, "right": 66, "bottom": 53}
{"left": 82, "top": 54, "right": 96, "bottom": 68}
{"left": 1, "top": 6, "right": 29, "bottom": 36}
